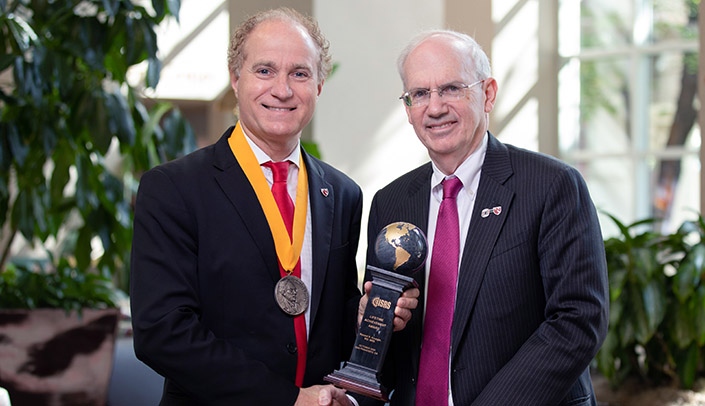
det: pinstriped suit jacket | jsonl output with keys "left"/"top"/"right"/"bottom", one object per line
{"left": 364, "top": 132, "right": 609, "bottom": 405}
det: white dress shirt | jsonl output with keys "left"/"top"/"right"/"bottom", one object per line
{"left": 425, "top": 132, "right": 488, "bottom": 405}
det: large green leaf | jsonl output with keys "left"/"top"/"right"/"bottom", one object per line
{"left": 608, "top": 267, "right": 627, "bottom": 301}
{"left": 5, "top": 12, "right": 38, "bottom": 53}
{"left": 6, "top": 120, "right": 29, "bottom": 167}
{"left": 696, "top": 285, "right": 705, "bottom": 346}
{"left": 41, "top": 124, "right": 57, "bottom": 158}
{"left": 622, "top": 281, "right": 665, "bottom": 345}
{"left": 642, "top": 279, "right": 667, "bottom": 334}
{"left": 75, "top": 222, "right": 93, "bottom": 271}
{"left": 608, "top": 293, "right": 624, "bottom": 326}
{"left": 107, "top": 89, "right": 136, "bottom": 146}
{"left": 676, "top": 344, "right": 699, "bottom": 388}
{"left": 674, "top": 244, "right": 705, "bottom": 302}
{"left": 49, "top": 147, "right": 71, "bottom": 205}
{"left": 166, "top": 0, "right": 182, "bottom": 22}
{"left": 150, "top": 0, "right": 181, "bottom": 23}
{"left": 74, "top": 154, "right": 94, "bottom": 211}
{"left": 596, "top": 329, "right": 619, "bottom": 379}
{"left": 75, "top": 17, "right": 108, "bottom": 71}
{"left": 632, "top": 246, "right": 660, "bottom": 284}
{"left": 146, "top": 57, "right": 162, "bottom": 89}
{"left": 161, "top": 108, "right": 196, "bottom": 158}
{"left": 13, "top": 189, "right": 34, "bottom": 240}
{"left": 92, "top": 94, "right": 114, "bottom": 155}
{"left": 672, "top": 300, "right": 696, "bottom": 349}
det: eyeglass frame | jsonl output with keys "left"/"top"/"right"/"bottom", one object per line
{"left": 399, "top": 79, "right": 485, "bottom": 107}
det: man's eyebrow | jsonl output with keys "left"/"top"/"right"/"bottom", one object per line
{"left": 290, "top": 63, "right": 313, "bottom": 72}
{"left": 409, "top": 81, "right": 464, "bottom": 89}
{"left": 248, "top": 61, "right": 313, "bottom": 74}
{"left": 249, "top": 60, "right": 276, "bottom": 70}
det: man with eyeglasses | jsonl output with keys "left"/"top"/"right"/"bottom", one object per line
{"left": 357, "top": 30, "right": 609, "bottom": 405}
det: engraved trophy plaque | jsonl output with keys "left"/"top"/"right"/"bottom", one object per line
{"left": 325, "top": 222, "right": 427, "bottom": 401}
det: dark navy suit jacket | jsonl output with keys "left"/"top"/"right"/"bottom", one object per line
{"left": 130, "top": 126, "right": 363, "bottom": 405}
{"left": 364, "top": 132, "right": 609, "bottom": 405}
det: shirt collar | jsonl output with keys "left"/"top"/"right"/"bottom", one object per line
{"left": 431, "top": 131, "right": 488, "bottom": 198}
{"left": 242, "top": 129, "right": 301, "bottom": 167}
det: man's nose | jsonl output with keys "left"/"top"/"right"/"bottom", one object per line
{"left": 271, "top": 75, "right": 293, "bottom": 98}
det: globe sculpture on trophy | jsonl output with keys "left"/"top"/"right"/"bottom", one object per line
{"left": 325, "top": 221, "right": 427, "bottom": 401}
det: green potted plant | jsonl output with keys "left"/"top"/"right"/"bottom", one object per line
{"left": 596, "top": 212, "right": 705, "bottom": 391}
{"left": 0, "top": 1, "right": 194, "bottom": 404}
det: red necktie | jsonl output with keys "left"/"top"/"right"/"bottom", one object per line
{"left": 263, "top": 161, "right": 308, "bottom": 387}
{"left": 416, "top": 176, "right": 463, "bottom": 406}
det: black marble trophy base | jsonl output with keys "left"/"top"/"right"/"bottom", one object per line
{"left": 325, "top": 265, "right": 417, "bottom": 401}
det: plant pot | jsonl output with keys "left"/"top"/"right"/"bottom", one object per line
{"left": 0, "top": 308, "right": 120, "bottom": 406}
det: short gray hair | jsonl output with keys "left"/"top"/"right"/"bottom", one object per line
{"left": 397, "top": 30, "right": 491, "bottom": 88}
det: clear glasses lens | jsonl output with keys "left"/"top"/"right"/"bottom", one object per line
{"left": 400, "top": 80, "right": 483, "bottom": 107}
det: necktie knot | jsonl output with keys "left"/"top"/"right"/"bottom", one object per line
{"left": 442, "top": 176, "right": 463, "bottom": 200}
{"left": 264, "top": 161, "right": 290, "bottom": 184}
{"left": 262, "top": 160, "right": 294, "bottom": 235}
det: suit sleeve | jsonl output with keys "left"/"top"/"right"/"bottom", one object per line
{"left": 129, "top": 168, "right": 300, "bottom": 405}
{"left": 471, "top": 166, "right": 609, "bottom": 405}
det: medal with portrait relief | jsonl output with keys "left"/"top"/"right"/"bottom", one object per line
{"left": 274, "top": 275, "right": 309, "bottom": 316}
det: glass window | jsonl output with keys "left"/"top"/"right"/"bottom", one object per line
{"left": 558, "top": 0, "right": 699, "bottom": 233}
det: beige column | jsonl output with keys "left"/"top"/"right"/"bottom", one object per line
{"left": 444, "top": 1, "right": 493, "bottom": 61}
{"left": 443, "top": 1, "right": 497, "bottom": 133}
{"left": 537, "top": 0, "right": 559, "bottom": 157}
{"left": 228, "top": 0, "right": 313, "bottom": 29}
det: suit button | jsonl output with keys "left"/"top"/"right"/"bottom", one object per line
{"left": 287, "top": 343, "right": 298, "bottom": 354}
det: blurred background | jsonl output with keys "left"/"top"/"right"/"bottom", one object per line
{"left": 2, "top": 1, "right": 705, "bottom": 404}
{"left": 133, "top": 0, "right": 703, "bottom": 261}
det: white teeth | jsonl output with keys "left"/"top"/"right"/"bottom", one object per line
{"left": 429, "top": 123, "right": 452, "bottom": 129}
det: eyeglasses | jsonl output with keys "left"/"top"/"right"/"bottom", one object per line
{"left": 399, "top": 80, "right": 484, "bottom": 107}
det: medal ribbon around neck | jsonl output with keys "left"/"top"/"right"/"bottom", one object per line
{"left": 228, "top": 122, "right": 308, "bottom": 274}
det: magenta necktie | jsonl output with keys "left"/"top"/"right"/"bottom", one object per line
{"left": 416, "top": 176, "right": 463, "bottom": 406}
{"left": 262, "top": 161, "right": 307, "bottom": 387}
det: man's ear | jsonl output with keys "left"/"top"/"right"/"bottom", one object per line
{"left": 483, "top": 77, "right": 498, "bottom": 113}
{"left": 230, "top": 71, "right": 239, "bottom": 99}
{"left": 317, "top": 79, "right": 324, "bottom": 97}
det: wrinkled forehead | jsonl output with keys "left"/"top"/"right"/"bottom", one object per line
{"left": 243, "top": 19, "right": 320, "bottom": 78}
{"left": 403, "top": 37, "right": 474, "bottom": 87}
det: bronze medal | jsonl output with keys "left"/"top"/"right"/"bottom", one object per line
{"left": 275, "top": 275, "right": 309, "bottom": 316}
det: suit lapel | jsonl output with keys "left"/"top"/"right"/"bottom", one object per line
{"left": 401, "top": 164, "right": 433, "bottom": 379}
{"left": 212, "top": 129, "right": 281, "bottom": 284}
{"left": 303, "top": 152, "right": 334, "bottom": 328}
{"left": 451, "top": 134, "right": 515, "bottom": 358}
{"left": 213, "top": 132, "right": 334, "bottom": 329}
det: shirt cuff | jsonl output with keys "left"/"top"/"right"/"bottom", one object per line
{"left": 346, "top": 394, "right": 360, "bottom": 406}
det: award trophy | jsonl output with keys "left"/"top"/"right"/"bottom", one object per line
{"left": 325, "top": 222, "right": 427, "bottom": 401}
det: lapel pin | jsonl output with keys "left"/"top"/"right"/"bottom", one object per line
{"left": 320, "top": 188, "right": 329, "bottom": 197}
{"left": 481, "top": 208, "right": 490, "bottom": 218}
{"left": 492, "top": 206, "right": 502, "bottom": 216}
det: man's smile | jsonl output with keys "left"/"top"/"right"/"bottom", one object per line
{"left": 263, "top": 104, "right": 296, "bottom": 112}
